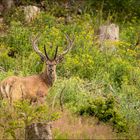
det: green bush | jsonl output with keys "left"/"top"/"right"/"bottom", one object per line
{"left": 108, "top": 58, "right": 132, "bottom": 88}
{"left": 77, "top": 94, "right": 127, "bottom": 132}
{"left": 85, "top": 0, "right": 140, "bottom": 21}
{"left": 48, "top": 77, "right": 127, "bottom": 132}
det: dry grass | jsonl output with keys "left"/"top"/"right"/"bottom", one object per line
{"left": 52, "top": 110, "right": 117, "bottom": 139}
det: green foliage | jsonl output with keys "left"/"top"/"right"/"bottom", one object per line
{"left": 48, "top": 77, "right": 127, "bottom": 132}
{"left": 5, "top": 21, "right": 31, "bottom": 55}
{"left": 77, "top": 94, "right": 127, "bottom": 132}
{"left": 85, "top": 0, "right": 140, "bottom": 21}
{"left": 53, "top": 129, "right": 69, "bottom": 140}
{"left": 3, "top": 7, "right": 25, "bottom": 24}
{"left": 109, "top": 58, "right": 131, "bottom": 88}
{"left": 0, "top": 51, "right": 15, "bottom": 72}
{"left": 0, "top": 100, "right": 59, "bottom": 139}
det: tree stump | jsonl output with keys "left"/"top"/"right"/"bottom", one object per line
{"left": 99, "top": 23, "right": 119, "bottom": 51}
{"left": 25, "top": 122, "right": 52, "bottom": 140}
{"left": 24, "top": 5, "right": 40, "bottom": 23}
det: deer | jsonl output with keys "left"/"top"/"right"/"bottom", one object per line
{"left": 0, "top": 34, "right": 74, "bottom": 104}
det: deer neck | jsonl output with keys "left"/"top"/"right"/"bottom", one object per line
{"left": 40, "top": 67, "right": 56, "bottom": 87}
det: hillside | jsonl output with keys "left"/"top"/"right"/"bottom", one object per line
{"left": 0, "top": 0, "right": 140, "bottom": 139}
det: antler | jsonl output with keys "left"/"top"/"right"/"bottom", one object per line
{"left": 30, "top": 34, "right": 46, "bottom": 61}
{"left": 31, "top": 34, "right": 74, "bottom": 62}
{"left": 44, "top": 45, "right": 58, "bottom": 61}
{"left": 56, "top": 34, "right": 75, "bottom": 62}
{"left": 44, "top": 45, "right": 51, "bottom": 60}
{"left": 53, "top": 46, "right": 58, "bottom": 60}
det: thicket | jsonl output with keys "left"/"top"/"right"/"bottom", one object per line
{"left": 0, "top": 1, "right": 140, "bottom": 139}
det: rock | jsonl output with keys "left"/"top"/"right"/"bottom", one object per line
{"left": 24, "top": 5, "right": 40, "bottom": 23}
{"left": 25, "top": 122, "right": 52, "bottom": 140}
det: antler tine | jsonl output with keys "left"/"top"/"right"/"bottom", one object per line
{"left": 31, "top": 34, "right": 45, "bottom": 61}
{"left": 65, "top": 33, "right": 75, "bottom": 49}
{"left": 44, "top": 45, "right": 50, "bottom": 60}
{"left": 58, "top": 34, "right": 75, "bottom": 58}
{"left": 53, "top": 46, "right": 58, "bottom": 60}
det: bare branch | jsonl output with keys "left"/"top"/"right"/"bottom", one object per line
{"left": 59, "top": 85, "right": 66, "bottom": 112}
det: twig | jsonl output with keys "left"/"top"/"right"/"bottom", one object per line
{"left": 59, "top": 85, "right": 66, "bottom": 112}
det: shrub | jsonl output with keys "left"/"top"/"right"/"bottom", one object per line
{"left": 0, "top": 100, "right": 59, "bottom": 139}
{"left": 48, "top": 77, "right": 127, "bottom": 132}
{"left": 77, "top": 94, "right": 127, "bottom": 132}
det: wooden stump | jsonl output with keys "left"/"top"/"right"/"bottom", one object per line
{"left": 25, "top": 122, "right": 52, "bottom": 140}
{"left": 24, "top": 6, "right": 40, "bottom": 23}
{"left": 99, "top": 23, "right": 119, "bottom": 51}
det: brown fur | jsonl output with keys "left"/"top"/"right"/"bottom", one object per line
{"left": 0, "top": 67, "right": 54, "bottom": 104}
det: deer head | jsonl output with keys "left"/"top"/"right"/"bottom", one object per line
{"left": 31, "top": 34, "right": 74, "bottom": 86}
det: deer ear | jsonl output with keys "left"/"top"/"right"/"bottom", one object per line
{"left": 56, "top": 56, "right": 64, "bottom": 63}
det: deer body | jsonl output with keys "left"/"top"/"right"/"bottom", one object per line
{"left": 0, "top": 34, "right": 74, "bottom": 104}
{"left": 0, "top": 68, "right": 54, "bottom": 104}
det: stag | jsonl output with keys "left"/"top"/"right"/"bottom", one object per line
{"left": 0, "top": 34, "right": 74, "bottom": 104}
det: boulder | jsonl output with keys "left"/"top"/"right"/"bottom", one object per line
{"left": 24, "top": 5, "right": 40, "bottom": 23}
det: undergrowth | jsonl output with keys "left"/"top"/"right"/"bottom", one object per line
{"left": 0, "top": 1, "right": 140, "bottom": 139}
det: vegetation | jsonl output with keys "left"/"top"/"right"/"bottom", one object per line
{"left": 0, "top": 0, "right": 140, "bottom": 139}
{"left": 0, "top": 100, "right": 59, "bottom": 139}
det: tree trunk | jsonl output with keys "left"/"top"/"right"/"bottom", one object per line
{"left": 25, "top": 122, "right": 52, "bottom": 140}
